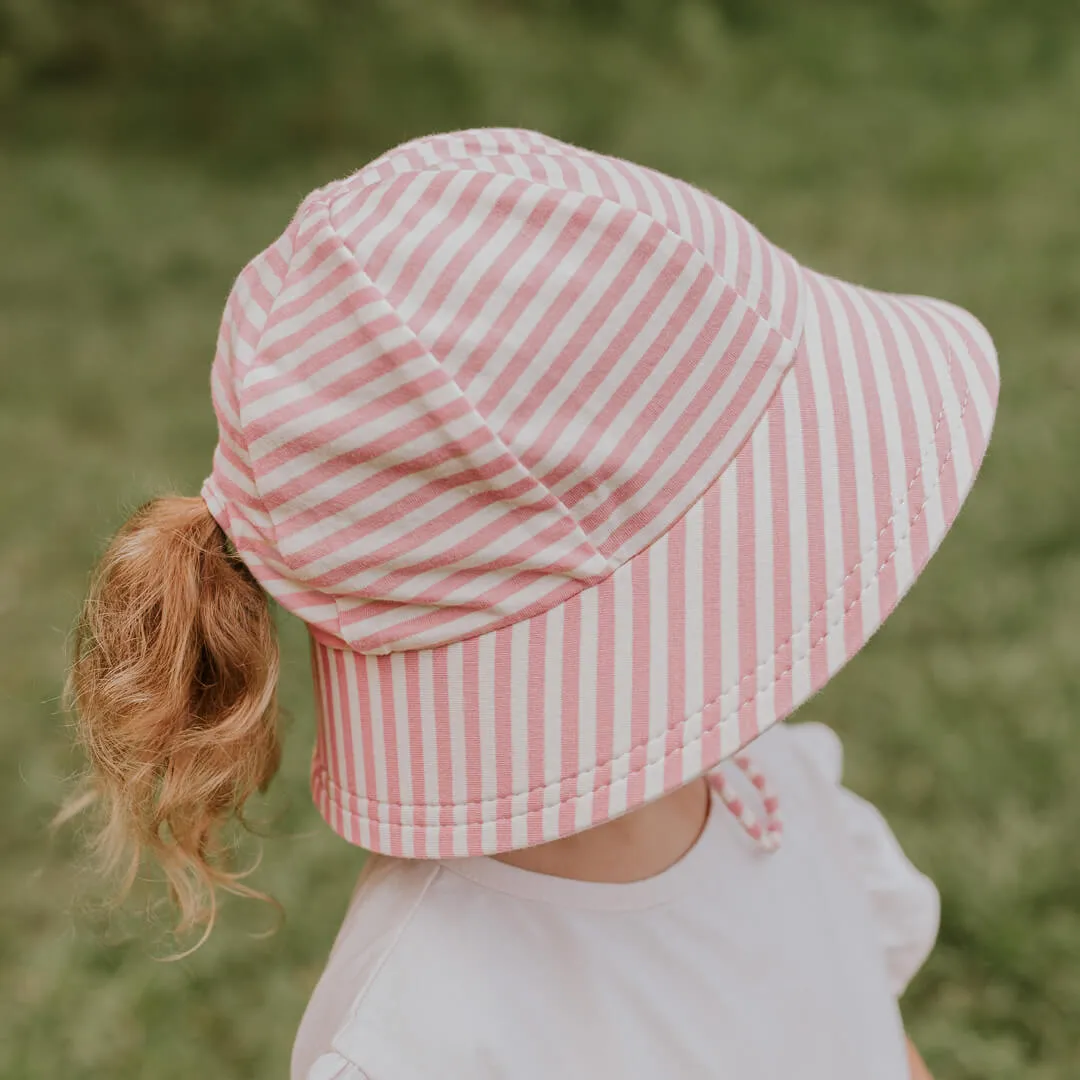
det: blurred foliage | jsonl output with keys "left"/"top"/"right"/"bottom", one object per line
{"left": 1, "top": 0, "right": 1079, "bottom": 169}
{"left": 3, "top": 1, "right": 1080, "bottom": 1078}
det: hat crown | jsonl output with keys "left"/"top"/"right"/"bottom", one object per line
{"left": 209, "top": 129, "right": 805, "bottom": 653}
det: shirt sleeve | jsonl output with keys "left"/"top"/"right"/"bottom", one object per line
{"left": 306, "top": 1052, "right": 372, "bottom": 1080}
{"left": 786, "top": 722, "right": 942, "bottom": 998}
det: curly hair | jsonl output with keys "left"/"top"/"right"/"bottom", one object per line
{"left": 56, "top": 494, "right": 282, "bottom": 954}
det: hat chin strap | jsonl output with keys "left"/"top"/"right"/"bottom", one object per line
{"left": 707, "top": 756, "right": 784, "bottom": 853}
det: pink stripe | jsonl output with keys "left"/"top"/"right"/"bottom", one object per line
{"left": 627, "top": 552, "right": 652, "bottom": 808}
{"left": 604, "top": 155, "right": 652, "bottom": 213}
{"left": 591, "top": 575, "right": 617, "bottom": 827}
{"left": 526, "top": 618, "right": 547, "bottom": 844}
{"left": 932, "top": 301, "right": 998, "bottom": 404}
{"left": 777, "top": 250, "right": 801, "bottom": 340}
{"left": 892, "top": 303, "right": 959, "bottom": 527}
{"left": 431, "top": 648, "right": 455, "bottom": 858}
{"left": 793, "top": 338, "right": 830, "bottom": 693}
{"left": 768, "top": 403, "right": 793, "bottom": 719}
{"left": 736, "top": 454, "right": 759, "bottom": 745}
{"left": 374, "top": 657, "right": 401, "bottom": 835}
{"left": 493, "top": 627, "right": 514, "bottom": 850}
{"left": 312, "top": 640, "right": 342, "bottom": 838}
{"left": 864, "top": 293, "right": 930, "bottom": 572}
{"left": 701, "top": 483, "right": 723, "bottom": 763}
{"left": 665, "top": 524, "right": 687, "bottom": 791}
{"left": 461, "top": 637, "right": 483, "bottom": 852}
{"left": 335, "top": 650, "right": 363, "bottom": 836}
{"left": 809, "top": 276, "right": 864, "bottom": 658}
{"left": 914, "top": 303, "right": 981, "bottom": 491}
{"left": 402, "top": 652, "right": 428, "bottom": 849}
{"left": 558, "top": 596, "right": 583, "bottom": 837}
{"left": 837, "top": 285, "right": 900, "bottom": 617}
{"left": 679, "top": 183, "right": 707, "bottom": 255}
{"left": 353, "top": 654, "right": 379, "bottom": 845}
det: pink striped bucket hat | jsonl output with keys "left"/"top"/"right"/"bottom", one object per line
{"left": 199, "top": 127, "right": 999, "bottom": 859}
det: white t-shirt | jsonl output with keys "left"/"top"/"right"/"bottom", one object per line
{"left": 292, "top": 721, "right": 940, "bottom": 1080}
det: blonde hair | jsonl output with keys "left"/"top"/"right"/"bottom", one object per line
{"left": 56, "top": 494, "right": 282, "bottom": 953}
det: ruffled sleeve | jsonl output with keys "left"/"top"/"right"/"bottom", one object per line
{"left": 786, "top": 722, "right": 942, "bottom": 997}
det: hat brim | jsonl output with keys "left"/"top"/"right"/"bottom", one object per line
{"left": 308, "top": 260, "right": 998, "bottom": 858}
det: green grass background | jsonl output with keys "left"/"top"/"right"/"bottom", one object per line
{"left": 2, "top": 1, "right": 1079, "bottom": 1076}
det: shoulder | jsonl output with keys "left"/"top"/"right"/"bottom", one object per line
{"left": 297, "top": 856, "right": 531, "bottom": 1079}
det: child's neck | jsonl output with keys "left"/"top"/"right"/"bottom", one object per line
{"left": 490, "top": 776, "right": 710, "bottom": 884}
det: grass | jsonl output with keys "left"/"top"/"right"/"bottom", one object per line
{"left": 2, "top": 3, "right": 1080, "bottom": 1077}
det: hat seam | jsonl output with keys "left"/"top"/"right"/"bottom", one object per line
{"left": 311, "top": 355, "right": 974, "bottom": 821}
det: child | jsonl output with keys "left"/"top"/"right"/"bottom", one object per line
{"left": 61, "top": 128, "right": 999, "bottom": 1079}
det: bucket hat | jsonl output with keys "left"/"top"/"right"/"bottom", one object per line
{"left": 199, "top": 128, "right": 999, "bottom": 859}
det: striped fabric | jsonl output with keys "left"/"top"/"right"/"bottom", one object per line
{"left": 200, "top": 128, "right": 999, "bottom": 858}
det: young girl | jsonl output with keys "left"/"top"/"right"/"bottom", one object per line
{"left": 61, "top": 128, "right": 999, "bottom": 1079}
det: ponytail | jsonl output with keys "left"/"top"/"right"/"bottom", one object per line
{"left": 56, "top": 494, "right": 282, "bottom": 952}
